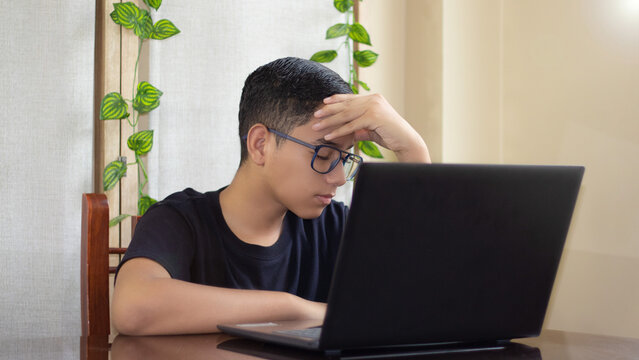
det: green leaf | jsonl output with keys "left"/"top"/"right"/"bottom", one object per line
{"left": 349, "top": 23, "right": 372, "bottom": 45}
{"left": 150, "top": 19, "right": 180, "bottom": 40}
{"left": 133, "top": 81, "right": 163, "bottom": 113}
{"left": 110, "top": 11, "right": 120, "bottom": 24}
{"left": 351, "top": 84, "right": 359, "bottom": 94}
{"left": 111, "top": 2, "right": 153, "bottom": 39}
{"left": 111, "top": 2, "right": 141, "bottom": 27}
{"left": 144, "top": 0, "right": 162, "bottom": 10}
{"left": 127, "top": 130, "right": 154, "bottom": 155}
{"left": 358, "top": 141, "right": 383, "bottom": 159}
{"left": 109, "top": 214, "right": 132, "bottom": 227}
{"left": 136, "top": 10, "right": 153, "bottom": 39}
{"left": 138, "top": 195, "right": 157, "bottom": 216}
{"left": 100, "top": 92, "right": 129, "bottom": 120}
{"left": 334, "top": 0, "right": 353, "bottom": 12}
{"left": 103, "top": 160, "right": 127, "bottom": 191}
{"left": 310, "top": 50, "right": 338, "bottom": 63}
{"left": 326, "top": 23, "right": 350, "bottom": 39}
{"left": 353, "top": 50, "right": 378, "bottom": 67}
{"left": 357, "top": 79, "right": 370, "bottom": 91}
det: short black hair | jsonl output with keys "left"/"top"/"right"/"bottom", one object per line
{"left": 238, "top": 57, "right": 352, "bottom": 162}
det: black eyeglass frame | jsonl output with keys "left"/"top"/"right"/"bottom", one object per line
{"left": 243, "top": 127, "right": 363, "bottom": 181}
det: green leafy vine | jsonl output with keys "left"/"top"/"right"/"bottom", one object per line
{"left": 310, "top": 0, "right": 382, "bottom": 159}
{"left": 99, "top": 0, "right": 180, "bottom": 226}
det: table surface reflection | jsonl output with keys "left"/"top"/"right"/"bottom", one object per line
{"left": 4, "top": 329, "right": 638, "bottom": 360}
{"left": 80, "top": 329, "right": 639, "bottom": 360}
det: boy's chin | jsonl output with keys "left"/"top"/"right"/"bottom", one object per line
{"left": 290, "top": 205, "right": 327, "bottom": 220}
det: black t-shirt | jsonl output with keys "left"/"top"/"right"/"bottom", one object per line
{"left": 117, "top": 187, "right": 347, "bottom": 302}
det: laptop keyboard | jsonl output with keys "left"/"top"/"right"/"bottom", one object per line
{"left": 274, "top": 326, "right": 322, "bottom": 339}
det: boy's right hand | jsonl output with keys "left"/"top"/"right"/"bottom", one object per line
{"left": 295, "top": 296, "right": 327, "bottom": 320}
{"left": 113, "top": 258, "right": 327, "bottom": 335}
{"left": 312, "top": 93, "right": 431, "bottom": 163}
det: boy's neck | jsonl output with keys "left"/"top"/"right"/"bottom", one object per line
{"left": 219, "top": 165, "right": 287, "bottom": 247}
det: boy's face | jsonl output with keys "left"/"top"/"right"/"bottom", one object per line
{"left": 264, "top": 120, "right": 355, "bottom": 219}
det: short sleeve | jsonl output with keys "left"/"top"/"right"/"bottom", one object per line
{"left": 116, "top": 204, "right": 195, "bottom": 281}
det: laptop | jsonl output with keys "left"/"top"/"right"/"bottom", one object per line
{"left": 219, "top": 163, "right": 584, "bottom": 356}
{"left": 218, "top": 336, "right": 542, "bottom": 359}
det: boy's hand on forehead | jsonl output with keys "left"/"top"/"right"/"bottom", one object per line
{"left": 312, "top": 93, "right": 431, "bottom": 163}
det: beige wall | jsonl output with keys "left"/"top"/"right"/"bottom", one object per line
{"left": 443, "top": 0, "right": 503, "bottom": 163}
{"left": 361, "top": 0, "right": 639, "bottom": 338}
{"left": 406, "top": 0, "right": 443, "bottom": 163}
{"left": 358, "top": 1, "right": 405, "bottom": 161}
{"left": 498, "top": 0, "right": 639, "bottom": 338}
{"left": 359, "top": 0, "right": 443, "bottom": 162}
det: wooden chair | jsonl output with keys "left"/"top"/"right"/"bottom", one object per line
{"left": 81, "top": 193, "right": 133, "bottom": 336}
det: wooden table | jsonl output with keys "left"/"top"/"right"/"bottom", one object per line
{"left": 3, "top": 329, "right": 637, "bottom": 359}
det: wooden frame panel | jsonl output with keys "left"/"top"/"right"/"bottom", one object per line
{"left": 94, "top": 0, "right": 145, "bottom": 249}
{"left": 118, "top": 0, "right": 144, "bottom": 248}
{"left": 95, "top": 0, "right": 123, "bottom": 251}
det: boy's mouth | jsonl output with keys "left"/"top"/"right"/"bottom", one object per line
{"left": 315, "top": 194, "right": 334, "bottom": 205}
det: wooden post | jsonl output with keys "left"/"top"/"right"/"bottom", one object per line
{"left": 95, "top": 0, "right": 147, "bottom": 251}
{"left": 353, "top": 0, "right": 360, "bottom": 90}
{"left": 118, "top": 0, "right": 146, "bottom": 249}
{"left": 95, "top": 0, "right": 123, "bottom": 252}
{"left": 81, "top": 193, "right": 110, "bottom": 336}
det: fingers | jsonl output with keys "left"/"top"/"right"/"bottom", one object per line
{"left": 313, "top": 94, "right": 371, "bottom": 129}
{"left": 313, "top": 109, "right": 374, "bottom": 141}
{"left": 323, "top": 93, "right": 356, "bottom": 104}
{"left": 313, "top": 101, "right": 348, "bottom": 120}
{"left": 313, "top": 104, "right": 366, "bottom": 131}
{"left": 323, "top": 120, "right": 360, "bottom": 141}
{"left": 313, "top": 93, "right": 365, "bottom": 119}
{"left": 313, "top": 94, "right": 381, "bottom": 141}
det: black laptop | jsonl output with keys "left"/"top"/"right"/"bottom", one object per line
{"left": 218, "top": 163, "right": 584, "bottom": 355}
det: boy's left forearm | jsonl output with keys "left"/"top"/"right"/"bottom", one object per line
{"left": 394, "top": 133, "right": 431, "bottom": 163}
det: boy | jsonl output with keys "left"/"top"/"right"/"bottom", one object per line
{"left": 112, "top": 57, "right": 430, "bottom": 335}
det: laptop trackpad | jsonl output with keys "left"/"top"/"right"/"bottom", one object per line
{"left": 274, "top": 326, "right": 322, "bottom": 340}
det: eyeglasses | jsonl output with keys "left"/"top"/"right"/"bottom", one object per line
{"left": 267, "top": 128, "right": 363, "bottom": 181}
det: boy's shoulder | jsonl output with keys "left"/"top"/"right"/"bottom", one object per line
{"left": 161, "top": 187, "right": 211, "bottom": 202}
{"left": 146, "top": 187, "right": 220, "bottom": 216}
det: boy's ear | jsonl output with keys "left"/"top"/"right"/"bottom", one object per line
{"left": 246, "top": 124, "right": 270, "bottom": 166}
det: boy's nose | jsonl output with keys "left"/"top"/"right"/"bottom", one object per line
{"left": 325, "top": 161, "right": 347, "bottom": 187}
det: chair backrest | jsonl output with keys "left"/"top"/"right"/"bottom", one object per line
{"left": 81, "top": 193, "right": 132, "bottom": 336}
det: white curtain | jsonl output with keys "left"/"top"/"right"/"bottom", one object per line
{"left": 147, "top": 0, "right": 353, "bottom": 204}
{"left": 0, "top": 1, "right": 353, "bottom": 346}
{"left": 0, "top": 0, "right": 94, "bottom": 344}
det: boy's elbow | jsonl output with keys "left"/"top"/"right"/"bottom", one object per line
{"left": 111, "top": 293, "right": 152, "bottom": 335}
{"left": 112, "top": 305, "right": 142, "bottom": 335}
